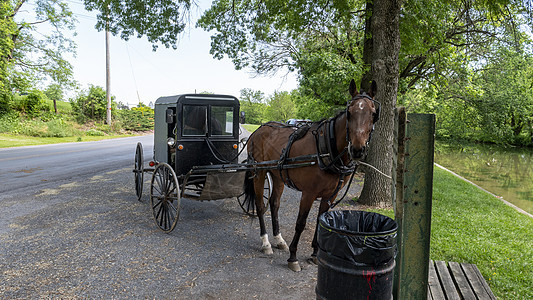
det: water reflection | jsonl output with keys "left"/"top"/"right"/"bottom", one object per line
{"left": 435, "top": 141, "right": 533, "bottom": 215}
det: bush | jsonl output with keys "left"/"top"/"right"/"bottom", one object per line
{"left": 45, "top": 119, "right": 79, "bottom": 137}
{"left": 0, "top": 111, "right": 19, "bottom": 133}
{"left": 116, "top": 109, "right": 154, "bottom": 131}
{"left": 22, "top": 90, "right": 49, "bottom": 116}
{"left": 0, "top": 92, "right": 13, "bottom": 114}
{"left": 70, "top": 85, "right": 117, "bottom": 122}
{"left": 86, "top": 128, "right": 105, "bottom": 136}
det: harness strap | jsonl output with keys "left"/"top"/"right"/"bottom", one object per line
{"left": 277, "top": 125, "right": 311, "bottom": 191}
{"left": 328, "top": 168, "right": 357, "bottom": 209}
{"left": 313, "top": 117, "right": 355, "bottom": 175}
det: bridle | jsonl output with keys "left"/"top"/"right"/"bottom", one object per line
{"left": 345, "top": 93, "right": 381, "bottom": 160}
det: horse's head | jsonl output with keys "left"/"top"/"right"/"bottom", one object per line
{"left": 345, "top": 79, "right": 379, "bottom": 161}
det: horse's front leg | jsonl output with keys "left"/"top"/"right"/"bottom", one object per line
{"left": 310, "top": 199, "right": 332, "bottom": 264}
{"left": 287, "top": 192, "right": 315, "bottom": 272}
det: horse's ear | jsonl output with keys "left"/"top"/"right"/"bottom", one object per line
{"left": 349, "top": 79, "right": 358, "bottom": 98}
{"left": 368, "top": 80, "right": 377, "bottom": 98}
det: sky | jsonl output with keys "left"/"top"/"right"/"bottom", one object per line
{"left": 55, "top": 0, "right": 299, "bottom": 107}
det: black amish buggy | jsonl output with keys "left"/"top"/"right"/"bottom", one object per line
{"left": 133, "top": 94, "right": 272, "bottom": 233}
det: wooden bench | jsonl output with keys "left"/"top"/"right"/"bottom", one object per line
{"left": 428, "top": 260, "right": 496, "bottom": 300}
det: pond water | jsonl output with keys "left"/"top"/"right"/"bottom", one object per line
{"left": 434, "top": 141, "right": 533, "bottom": 215}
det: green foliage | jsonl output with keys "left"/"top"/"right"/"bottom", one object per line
{"left": 0, "top": 114, "right": 81, "bottom": 137}
{"left": 85, "top": 128, "right": 105, "bottom": 136}
{"left": 239, "top": 88, "right": 267, "bottom": 124}
{"left": 263, "top": 91, "right": 295, "bottom": 122}
{"left": 3, "top": 0, "right": 76, "bottom": 91}
{"left": 199, "top": 0, "right": 532, "bottom": 146}
{"left": 0, "top": 111, "right": 19, "bottom": 133}
{"left": 84, "top": 0, "right": 192, "bottom": 51}
{"left": 116, "top": 104, "right": 154, "bottom": 131}
{"left": 0, "top": 2, "right": 16, "bottom": 88}
{"left": 21, "top": 90, "right": 50, "bottom": 117}
{"left": 0, "top": 90, "right": 14, "bottom": 114}
{"left": 70, "top": 85, "right": 117, "bottom": 123}
{"left": 404, "top": 48, "right": 533, "bottom": 147}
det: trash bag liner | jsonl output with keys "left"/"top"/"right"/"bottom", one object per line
{"left": 317, "top": 210, "right": 397, "bottom": 266}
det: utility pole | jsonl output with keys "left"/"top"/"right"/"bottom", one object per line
{"left": 105, "top": 18, "right": 112, "bottom": 125}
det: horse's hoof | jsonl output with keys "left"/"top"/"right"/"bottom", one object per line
{"left": 273, "top": 234, "right": 289, "bottom": 251}
{"left": 276, "top": 241, "right": 289, "bottom": 251}
{"left": 288, "top": 261, "right": 301, "bottom": 272}
{"left": 308, "top": 256, "right": 318, "bottom": 265}
{"left": 261, "top": 245, "right": 273, "bottom": 255}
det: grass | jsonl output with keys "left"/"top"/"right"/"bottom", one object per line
{"left": 241, "top": 124, "right": 260, "bottom": 132}
{"left": 358, "top": 167, "right": 531, "bottom": 299}
{"left": 430, "top": 167, "right": 532, "bottom": 299}
{"left": 46, "top": 99, "right": 72, "bottom": 113}
{"left": 0, "top": 133, "right": 138, "bottom": 148}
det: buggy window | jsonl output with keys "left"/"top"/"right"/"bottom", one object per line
{"left": 183, "top": 105, "right": 207, "bottom": 136}
{"left": 211, "top": 106, "right": 234, "bottom": 136}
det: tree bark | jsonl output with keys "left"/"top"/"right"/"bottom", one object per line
{"left": 358, "top": 0, "right": 402, "bottom": 207}
{"left": 360, "top": 0, "right": 374, "bottom": 92}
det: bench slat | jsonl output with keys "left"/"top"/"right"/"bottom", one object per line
{"left": 462, "top": 263, "right": 497, "bottom": 300}
{"left": 428, "top": 261, "right": 446, "bottom": 300}
{"left": 435, "top": 260, "right": 461, "bottom": 300}
{"left": 449, "top": 261, "right": 477, "bottom": 299}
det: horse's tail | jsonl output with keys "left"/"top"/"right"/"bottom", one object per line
{"left": 243, "top": 170, "right": 257, "bottom": 212}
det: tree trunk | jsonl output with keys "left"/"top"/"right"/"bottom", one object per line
{"left": 358, "top": 0, "right": 402, "bottom": 207}
{"left": 53, "top": 99, "right": 57, "bottom": 114}
{"left": 360, "top": 0, "right": 374, "bottom": 92}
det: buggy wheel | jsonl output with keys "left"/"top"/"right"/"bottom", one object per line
{"left": 150, "top": 163, "right": 180, "bottom": 233}
{"left": 134, "top": 142, "right": 144, "bottom": 201}
{"left": 238, "top": 171, "right": 273, "bottom": 217}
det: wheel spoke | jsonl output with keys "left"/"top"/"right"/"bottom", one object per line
{"left": 155, "top": 201, "right": 164, "bottom": 221}
{"left": 168, "top": 201, "right": 178, "bottom": 213}
{"left": 159, "top": 204, "right": 166, "bottom": 228}
{"left": 154, "top": 172, "right": 163, "bottom": 193}
{"left": 153, "top": 183, "right": 163, "bottom": 197}
{"left": 165, "top": 208, "right": 171, "bottom": 230}
{"left": 152, "top": 198, "right": 163, "bottom": 210}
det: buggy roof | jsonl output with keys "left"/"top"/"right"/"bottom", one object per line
{"left": 155, "top": 94, "right": 239, "bottom": 106}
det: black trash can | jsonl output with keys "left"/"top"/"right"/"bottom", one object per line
{"left": 316, "top": 210, "right": 398, "bottom": 300}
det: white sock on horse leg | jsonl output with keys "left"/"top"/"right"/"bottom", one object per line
{"left": 261, "top": 234, "right": 273, "bottom": 255}
{"left": 273, "top": 233, "right": 288, "bottom": 250}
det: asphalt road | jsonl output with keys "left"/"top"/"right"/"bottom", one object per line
{"left": 0, "top": 130, "right": 364, "bottom": 298}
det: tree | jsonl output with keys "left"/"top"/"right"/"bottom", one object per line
{"left": 239, "top": 88, "right": 266, "bottom": 124}
{"left": 0, "top": 2, "right": 17, "bottom": 90}
{"left": 264, "top": 91, "right": 295, "bottom": 122}
{"left": 44, "top": 84, "right": 63, "bottom": 114}
{"left": 198, "top": 0, "right": 531, "bottom": 206}
{"left": 2, "top": 0, "right": 76, "bottom": 91}
{"left": 357, "top": 0, "right": 401, "bottom": 206}
{"left": 71, "top": 85, "right": 116, "bottom": 122}
{"left": 83, "top": 0, "right": 193, "bottom": 51}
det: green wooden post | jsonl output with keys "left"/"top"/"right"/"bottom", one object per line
{"left": 393, "top": 113, "right": 435, "bottom": 299}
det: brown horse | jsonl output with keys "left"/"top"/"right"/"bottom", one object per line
{"left": 244, "top": 79, "right": 379, "bottom": 271}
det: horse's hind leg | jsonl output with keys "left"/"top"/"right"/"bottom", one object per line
{"left": 254, "top": 171, "right": 273, "bottom": 255}
{"left": 269, "top": 177, "right": 288, "bottom": 251}
{"left": 287, "top": 192, "right": 315, "bottom": 272}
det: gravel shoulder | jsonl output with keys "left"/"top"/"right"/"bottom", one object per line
{"left": 0, "top": 128, "right": 364, "bottom": 299}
